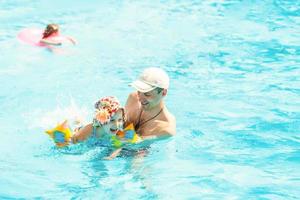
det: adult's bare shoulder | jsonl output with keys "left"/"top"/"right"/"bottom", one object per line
{"left": 167, "top": 113, "right": 176, "bottom": 136}
{"left": 164, "top": 113, "right": 176, "bottom": 136}
{"left": 125, "top": 92, "right": 138, "bottom": 106}
{"left": 125, "top": 92, "right": 139, "bottom": 126}
{"left": 162, "top": 108, "right": 176, "bottom": 136}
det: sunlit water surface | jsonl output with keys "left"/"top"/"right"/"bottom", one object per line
{"left": 0, "top": 0, "right": 300, "bottom": 199}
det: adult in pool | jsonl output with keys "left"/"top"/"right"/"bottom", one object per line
{"left": 125, "top": 67, "right": 176, "bottom": 141}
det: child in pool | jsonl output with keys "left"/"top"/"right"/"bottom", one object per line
{"left": 71, "top": 96, "right": 127, "bottom": 160}
{"left": 40, "top": 24, "right": 76, "bottom": 46}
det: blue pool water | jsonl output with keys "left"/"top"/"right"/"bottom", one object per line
{"left": 1, "top": 0, "right": 300, "bottom": 199}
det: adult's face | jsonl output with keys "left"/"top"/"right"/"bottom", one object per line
{"left": 137, "top": 88, "right": 165, "bottom": 111}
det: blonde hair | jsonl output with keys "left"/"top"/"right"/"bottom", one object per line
{"left": 42, "top": 24, "right": 59, "bottom": 39}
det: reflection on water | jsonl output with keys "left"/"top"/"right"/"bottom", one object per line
{"left": 0, "top": 0, "right": 300, "bottom": 199}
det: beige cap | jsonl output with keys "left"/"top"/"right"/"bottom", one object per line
{"left": 130, "top": 67, "right": 169, "bottom": 93}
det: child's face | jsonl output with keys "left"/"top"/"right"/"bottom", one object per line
{"left": 102, "top": 109, "right": 124, "bottom": 135}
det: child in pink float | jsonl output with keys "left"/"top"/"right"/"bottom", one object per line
{"left": 39, "top": 24, "right": 76, "bottom": 46}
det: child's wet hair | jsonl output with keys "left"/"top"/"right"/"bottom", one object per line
{"left": 42, "top": 24, "right": 59, "bottom": 39}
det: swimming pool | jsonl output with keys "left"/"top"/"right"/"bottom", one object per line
{"left": 1, "top": 0, "right": 300, "bottom": 199}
